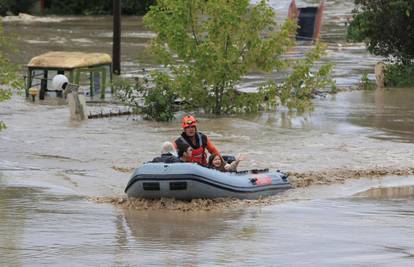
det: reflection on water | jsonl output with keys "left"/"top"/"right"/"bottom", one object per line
{"left": 347, "top": 88, "right": 414, "bottom": 142}
{"left": 123, "top": 209, "right": 244, "bottom": 245}
{"left": 0, "top": 179, "right": 121, "bottom": 266}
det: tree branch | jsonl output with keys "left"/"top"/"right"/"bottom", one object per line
{"left": 189, "top": 2, "right": 199, "bottom": 46}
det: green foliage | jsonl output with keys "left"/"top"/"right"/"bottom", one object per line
{"left": 143, "top": 0, "right": 334, "bottom": 116}
{"left": 358, "top": 73, "right": 375, "bottom": 90}
{"left": 0, "top": 0, "right": 16, "bottom": 15}
{"left": 114, "top": 73, "right": 177, "bottom": 121}
{"left": 0, "top": 22, "right": 22, "bottom": 130}
{"left": 279, "top": 44, "right": 335, "bottom": 111}
{"left": 44, "top": 0, "right": 155, "bottom": 15}
{"left": 113, "top": 77, "right": 143, "bottom": 111}
{"left": 384, "top": 63, "right": 414, "bottom": 87}
{"left": 142, "top": 73, "right": 176, "bottom": 121}
{"left": 144, "top": 0, "right": 298, "bottom": 115}
{"left": 258, "top": 42, "right": 335, "bottom": 112}
{"left": 347, "top": 0, "right": 414, "bottom": 63}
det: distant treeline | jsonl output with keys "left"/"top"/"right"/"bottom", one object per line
{"left": 0, "top": 0, "right": 155, "bottom": 16}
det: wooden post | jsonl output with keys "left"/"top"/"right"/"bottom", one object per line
{"left": 101, "top": 68, "right": 106, "bottom": 99}
{"left": 69, "top": 71, "right": 74, "bottom": 83}
{"left": 40, "top": 0, "right": 45, "bottom": 14}
{"left": 89, "top": 71, "right": 94, "bottom": 97}
{"left": 288, "top": 0, "right": 298, "bottom": 20}
{"left": 67, "top": 85, "right": 88, "bottom": 120}
{"left": 109, "top": 64, "right": 114, "bottom": 94}
{"left": 74, "top": 70, "right": 80, "bottom": 84}
{"left": 314, "top": 1, "right": 325, "bottom": 41}
{"left": 39, "top": 70, "right": 48, "bottom": 100}
{"left": 112, "top": 0, "right": 121, "bottom": 75}
{"left": 26, "top": 68, "right": 32, "bottom": 97}
{"left": 375, "top": 62, "right": 386, "bottom": 88}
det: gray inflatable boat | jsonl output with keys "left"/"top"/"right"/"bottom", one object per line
{"left": 125, "top": 163, "right": 291, "bottom": 200}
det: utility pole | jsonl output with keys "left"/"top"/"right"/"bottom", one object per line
{"left": 112, "top": 0, "right": 121, "bottom": 75}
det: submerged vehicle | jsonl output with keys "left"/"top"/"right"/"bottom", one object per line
{"left": 25, "top": 51, "right": 113, "bottom": 100}
{"left": 124, "top": 162, "right": 291, "bottom": 200}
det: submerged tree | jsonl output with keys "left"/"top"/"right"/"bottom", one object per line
{"left": 143, "top": 0, "right": 334, "bottom": 116}
{"left": 347, "top": 0, "right": 414, "bottom": 64}
{"left": 0, "top": 22, "right": 21, "bottom": 130}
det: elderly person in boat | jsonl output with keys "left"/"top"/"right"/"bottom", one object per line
{"left": 208, "top": 153, "right": 246, "bottom": 172}
{"left": 151, "top": 141, "right": 182, "bottom": 163}
{"left": 174, "top": 115, "right": 221, "bottom": 166}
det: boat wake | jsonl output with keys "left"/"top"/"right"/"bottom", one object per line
{"left": 288, "top": 167, "right": 414, "bottom": 188}
{"left": 89, "top": 193, "right": 291, "bottom": 212}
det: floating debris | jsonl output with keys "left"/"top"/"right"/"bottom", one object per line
{"left": 88, "top": 110, "right": 132, "bottom": 119}
{"left": 111, "top": 166, "right": 134, "bottom": 173}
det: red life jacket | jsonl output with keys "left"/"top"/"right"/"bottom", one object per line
{"left": 179, "top": 133, "right": 207, "bottom": 166}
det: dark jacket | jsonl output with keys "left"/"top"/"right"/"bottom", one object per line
{"left": 150, "top": 153, "right": 182, "bottom": 163}
{"left": 175, "top": 132, "right": 208, "bottom": 151}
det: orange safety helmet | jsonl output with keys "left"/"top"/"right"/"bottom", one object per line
{"left": 182, "top": 115, "right": 197, "bottom": 129}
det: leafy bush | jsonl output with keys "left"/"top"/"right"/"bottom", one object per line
{"left": 113, "top": 77, "right": 143, "bottom": 112}
{"left": 0, "top": 22, "right": 22, "bottom": 130}
{"left": 384, "top": 63, "right": 414, "bottom": 87}
{"left": 276, "top": 43, "right": 335, "bottom": 111}
{"left": 347, "top": 0, "right": 414, "bottom": 64}
{"left": 141, "top": 73, "right": 176, "bottom": 121}
{"left": 0, "top": 0, "right": 16, "bottom": 15}
{"left": 114, "top": 72, "right": 177, "bottom": 121}
{"left": 358, "top": 73, "right": 375, "bottom": 90}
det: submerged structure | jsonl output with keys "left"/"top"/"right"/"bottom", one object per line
{"left": 25, "top": 51, "right": 113, "bottom": 100}
{"left": 288, "top": 0, "right": 325, "bottom": 41}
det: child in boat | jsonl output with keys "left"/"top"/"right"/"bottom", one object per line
{"left": 208, "top": 153, "right": 246, "bottom": 172}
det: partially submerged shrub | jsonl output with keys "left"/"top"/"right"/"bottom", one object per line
{"left": 347, "top": 0, "right": 414, "bottom": 88}
{"left": 115, "top": 42, "right": 335, "bottom": 121}
{"left": 358, "top": 73, "right": 375, "bottom": 90}
{"left": 0, "top": 22, "right": 22, "bottom": 130}
{"left": 347, "top": 0, "right": 414, "bottom": 64}
{"left": 384, "top": 63, "right": 414, "bottom": 87}
{"left": 114, "top": 72, "right": 177, "bottom": 121}
{"left": 142, "top": 72, "right": 177, "bottom": 121}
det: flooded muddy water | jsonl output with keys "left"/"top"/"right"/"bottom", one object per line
{"left": 1, "top": 0, "right": 414, "bottom": 266}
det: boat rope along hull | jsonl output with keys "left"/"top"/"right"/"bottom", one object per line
{"left": 125, "top": 163, "right": 291, "bottom": 200}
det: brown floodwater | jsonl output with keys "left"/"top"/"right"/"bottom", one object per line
{"left": 1, "top": 0, "right": 414, "bottom": 266}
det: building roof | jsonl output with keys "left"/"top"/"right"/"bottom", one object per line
{"left": 28, "top": 51, "right": 112, "bottom": 69}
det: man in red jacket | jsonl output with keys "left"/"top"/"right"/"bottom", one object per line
{"left": 174, "top": 115, "right": 221, "bottom": 166}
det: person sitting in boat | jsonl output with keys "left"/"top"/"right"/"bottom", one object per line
{"left": 150, "top": 141, "right": 182, "bottom": 163}
{"left": 177, "top": 143, "right": 193, "bottom": 162}
{"left": 174, "top": 115, "right": 221, "bottom": 166}
{"left": 208, "top": 153, "right": 246, "bottom": 172}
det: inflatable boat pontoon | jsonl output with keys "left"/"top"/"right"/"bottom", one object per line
{"left": 125, "top": 163, "right": 291, "bottom": 200}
